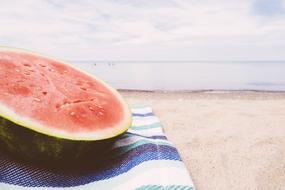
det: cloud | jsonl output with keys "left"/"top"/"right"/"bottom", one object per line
{"left": 0, "top": 0, "right": 285, "bottom": 60}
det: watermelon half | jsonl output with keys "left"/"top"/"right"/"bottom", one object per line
{"left": 0, "top": 47, "right": 132, "bottom": 164}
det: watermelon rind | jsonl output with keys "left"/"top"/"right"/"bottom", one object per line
{"left": 0, "top": 115, "right": 117, "bottom": 164}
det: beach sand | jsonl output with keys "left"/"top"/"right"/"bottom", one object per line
{"left": 120, "top": 90, "right": 285, "bottom": 190}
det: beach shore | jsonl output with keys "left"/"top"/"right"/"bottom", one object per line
{"left": 120, "top": 90, "right": 285, "bottom": 190}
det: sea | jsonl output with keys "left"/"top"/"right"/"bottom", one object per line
{"left": 70, "top": 61, "right": 285, "bottom": 91}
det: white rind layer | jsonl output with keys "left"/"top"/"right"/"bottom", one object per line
{"left": 0, "top": 46, "right": 132, "bottom": 141}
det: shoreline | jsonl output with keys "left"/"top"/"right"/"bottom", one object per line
{"left": 119, "top": 89, "right": 285, "bottom": 93}
{"left": 119, "top": 90, "right": 285, "bottom": 100}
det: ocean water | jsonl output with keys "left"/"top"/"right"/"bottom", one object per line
{"left": 70, "top": 61, "right": 285, "bottom": 91}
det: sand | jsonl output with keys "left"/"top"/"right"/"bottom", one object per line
{"left": 120, "top": 90, "right": 285, "bottom": 190}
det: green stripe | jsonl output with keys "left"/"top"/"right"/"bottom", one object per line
{"left": 167, "top": 185, "right": 192, "bottom": 190}
{"left": 149, "top": 185, "right": 162, "bottom": 190}
{"left": 109, "top": 139, "right": 172, "bottom": 158}
{"left": 179, "top": 186, "right": 194, "bottom": 190}
{"left": 131, "top": 122, "right": 161, "bottom": 130}
{"left": 135, "top": 185, "right": 193, "bottom": 190}
{"left": 135, "top": 185, "right": 160, "bottom": 190}
{"left": 165, "top": 185, "right": 176, "bottom": 190}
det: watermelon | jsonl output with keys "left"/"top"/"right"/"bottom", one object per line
{"left": 0, "top": 47, "right": 132, "bottom": 164}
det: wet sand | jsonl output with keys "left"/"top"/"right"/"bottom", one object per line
{"left": 120, "top": 90, "right": 285, "bottom": 190}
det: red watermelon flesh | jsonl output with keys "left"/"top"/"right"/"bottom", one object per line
{"left": 0, "top": 48, "right": 131, "bottom": 141}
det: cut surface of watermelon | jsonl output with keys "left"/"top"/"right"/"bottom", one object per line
{"left": 0, "top": 47, "right": 131, "bottom": 141}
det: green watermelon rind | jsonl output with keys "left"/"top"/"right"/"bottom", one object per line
{"left": 0, "top": 115, "right": 118, "bottom": 164}
{"left": 0, "top": 46, "right": 132, "bottom": 141}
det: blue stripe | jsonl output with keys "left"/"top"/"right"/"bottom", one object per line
{"left": 0, "top": 144, "right": 180, "bottom": 187}
{"left": 132, "top": 113, "right": 154, "bottom": 117}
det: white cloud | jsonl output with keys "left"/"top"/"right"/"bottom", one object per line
{"left": 0, "top": 0, "right": 284, "bottom": 60}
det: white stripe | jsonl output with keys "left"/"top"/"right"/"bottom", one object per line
{"left": 132, "top": 117, "right": 160, "bottom": 126}
{"left": 0, "top": 160, "right": 194, "bottom": 190}
{"left": 132, "top": 116, "right": 158, "bottom": 122}
{"left": 128, "top": 127, "right": 164, "bottom": 136}
{"left": 131, "top": 107, "right": 152, "bottom": 115}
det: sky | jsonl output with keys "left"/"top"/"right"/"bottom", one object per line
{"left": 0, "top": 0, "right": 285, "bottom": 61}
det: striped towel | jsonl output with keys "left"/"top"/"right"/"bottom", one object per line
{"left": 0, "top": 106, "right": 195, "bottom": 190}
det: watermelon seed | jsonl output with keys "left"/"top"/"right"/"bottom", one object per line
{"left": 70, "top": 112, "right": 76, "bottom": 116}
{"left": 23, "top": 63, "right": 31, "bottom": 67}
{"left": 98, "top": 111, "right": 104, "bottom": 115}
{"left": 42, "top": 91, "right": 48, "bottom": 95}
{"left": 39, "top": 64, "right": 46, "bottom": 67}
{"left": 33, "top": 98, "right": 41, "bottom": 102}
{"left": 80, "top": 87, "right": 87, "bottom": 91}
{"left": 15, "top": 69, "right": 20, "bottom": 72}
{"left": 63, "top": 70, "right": 67, "bottom": 73}
{"left": 72, "top": 100, "right": 82, "bottom": 104}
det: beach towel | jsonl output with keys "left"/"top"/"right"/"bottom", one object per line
{"left": 0, "top": 106, "right": 195, "bottom": 190}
